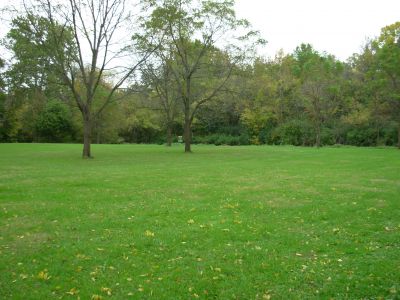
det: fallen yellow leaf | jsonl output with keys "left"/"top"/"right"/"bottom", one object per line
{"left": 101, "top": 287, "right": 112, "bottom": 296}
{"left": 144, "top": 230, "right": 155, "bottom": 237}
{"left": 37, "top": 270, "right": 50, "bottom": 281}
{"left": 66, "top": 288, "right": 79, "bottom": 295}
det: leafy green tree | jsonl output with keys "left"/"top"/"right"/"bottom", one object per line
{"left": 371, "top": 22, "right": 400, "bottom": 147}
{"left": 193, "top": 91, "right": 242, "bottom": 137}
{"left": 241, "top": 105, "right": 273, "bottom": 144}
{"left": 2, "top": 15, "right": 74, "bottom": 142}
{"left": 141, "top": 61, "right": 181, "bottom": 146}
{"left": 348, "top": 43, "right": 392, "bottom": 145}
{"left": 239, "top": 54, "right": 301, "bottom": 144}
{"left": 293, "top": 44, "right": 345, "bottom": 147}
{"left": 4, "top": 16, "right": 66, "bottom": 95}
{"left": 0, "top": 57, "right": 5, "bottom": 90}
{"left": 0, "top": 57, "right": 7, "bottom": 140}
{"left": 139, "top": 0, "right": 264, "bottom": 152}
{"left": 118, "top": 93, "right": 163, "bottom": 144}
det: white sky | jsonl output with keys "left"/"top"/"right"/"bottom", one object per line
{"left": 235, "top": 0, "right": 400, "bottom": 61}
{"left": 1, "top": 0, "right": 399, "bottom": 62}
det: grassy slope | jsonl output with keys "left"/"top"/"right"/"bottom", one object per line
{"left": 0, "top": 144, "right": 399, "bottom": 299}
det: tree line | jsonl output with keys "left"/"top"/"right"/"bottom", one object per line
{"left": 0, "top": 0, "right": 399, "bottom": 157}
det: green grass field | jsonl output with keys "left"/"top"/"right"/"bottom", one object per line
{"left": 0, "top": 144, "right": 399, "bottom": 299}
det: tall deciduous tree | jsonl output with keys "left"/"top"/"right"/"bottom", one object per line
{"left": 138, "top": 0, "right": 264, "bottom": 152}
{"left": 4, "top": 16, "right": 67, "bottom": 94}
{"left": 0, "top": 58, "right": 7, "bottom": 141}
{"left": 2, "top": 15, "right": 74, "bottom": 141}
{"left": 0, "top": 57, "right": 5, "bottom": 91}
{"left": 141, "top": 61, "right": 181, "bottom": 146}
{"left": 371, "top": 22, "right": 400, "bottom": 147}
{"left": 349, "top": 42, "right": 391, "bottom": 145}
{"left": 293, "top": 44, "right": 344, "bottom": 147}
{"left": 19, "top": 0, "right": 157, "bottom": 158}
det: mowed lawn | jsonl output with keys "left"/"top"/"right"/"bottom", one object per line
{"left": 0, "top": 144, "right": 399, "bottom": 299}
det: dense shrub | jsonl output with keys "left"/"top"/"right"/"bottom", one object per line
{"left": 35, "top": 100, "right": 75, "bottom": 142}
{"left": 321, "top": 127, "right": 336, "bottom": 145}
{"left": 380, "top": 124, "right": 398, "bottom": 146}
{"left": 192, "top": 134, "right": 249, "bottom": 146}
{"left": 119, "top": 126, "right": 163, "bottom": 144}
{"left": 271, "top": 120, "right": 314, "bottom": 146}
{"left": 345, "top": 127, "right": 378, "bottom": 146}
{"left": 343, "top": 123, "right": 397, "bottom": 147}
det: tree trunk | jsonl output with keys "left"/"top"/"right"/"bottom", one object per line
{"left": 82, "top": 112, "right": 92, "bottom": 159}
{"left": 166, "top": 126, "right": 173, "bottom": 147}
{"left": 397, "top": 124, "right": 400, "bottom": 149}
{"left": 376, "top": 126, "right": 380, "bottom": 146}
{"left": 315, "top": 122, "right": 321, "bottom": 148}
{"left": 184, "top": 117, "right": 192, "bottom": 153}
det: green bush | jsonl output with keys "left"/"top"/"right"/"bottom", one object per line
{"left": 35, "top": 100, "right": 75, "bottom": 142}
{"left": 345, "top": 127, "right": 377, "bottom": 146}
{"left": 119, "top": 125, "right": 163, "bottom": 144}
{"left": 192, "top": 134, "right": 248, "bottom": 146}
{"left": 380, "top": 125, "right": 398, "bottom": 146}
{"left": 321, "top": 127, "right": 336, "bottom": 145}
{"left": 271, "top": 120, "right": 314, "bottom": 146}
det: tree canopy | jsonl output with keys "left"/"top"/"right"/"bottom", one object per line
{"left": 0, "top": 2, "right": 399, "bottom": 151}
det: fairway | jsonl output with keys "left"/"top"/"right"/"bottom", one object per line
{"left": 0, "top": 144, "right": 399, "bottom": 299}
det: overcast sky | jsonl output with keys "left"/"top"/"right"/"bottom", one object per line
{"left": 235, "top": 0, "right": 400, "bottom": 61}
{"left": 1, "top": 0, "right": 399, "bottom": 62}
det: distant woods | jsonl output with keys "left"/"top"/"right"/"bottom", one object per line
{"left": 0, "top": 1, "right": 399, "bottom": 153}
